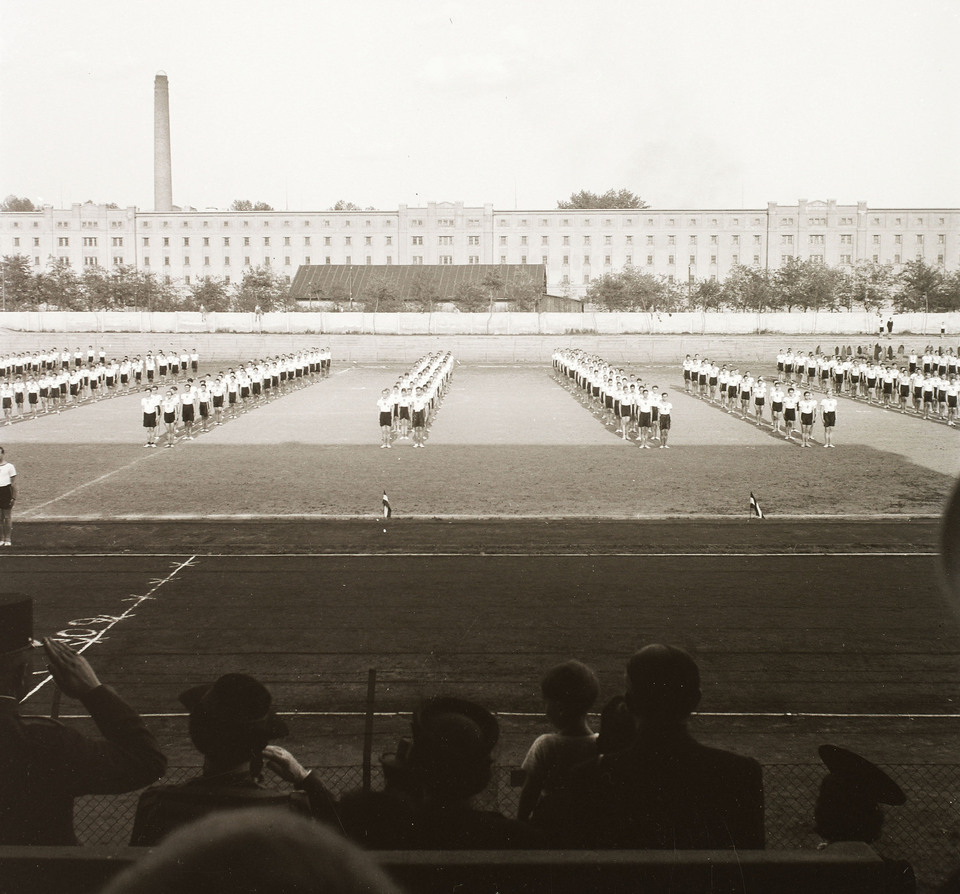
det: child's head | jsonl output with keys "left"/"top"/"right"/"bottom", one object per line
{"left": 540, "top": 660, "right": 600, "bottom": 724}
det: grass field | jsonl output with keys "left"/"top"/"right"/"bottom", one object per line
{"left": 1, "top": 358, "right": 958, "bottom": 886}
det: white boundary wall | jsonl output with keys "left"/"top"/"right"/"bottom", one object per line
{"left": 1, "top": 310, "right": 958, "bottom": 336}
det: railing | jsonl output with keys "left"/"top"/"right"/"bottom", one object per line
{"left": 71, "top": 763, "right": 960, "bottom": 888}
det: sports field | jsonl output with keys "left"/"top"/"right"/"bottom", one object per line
{"left": 1, "top": 357, "right": 958, "bottom": 882}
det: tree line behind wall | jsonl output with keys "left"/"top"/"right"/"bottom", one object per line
{"left": 2, "top": 255, "right": 959, "bottom": 314}
{"left": 584, "top": 259, "right": 960, "bottom": 313}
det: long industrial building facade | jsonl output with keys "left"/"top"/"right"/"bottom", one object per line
{"left": 2, "top": 199, "right": 958, "bottom": 298}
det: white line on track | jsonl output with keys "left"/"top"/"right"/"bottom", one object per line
{"left": 18, "top": 513, "right": 943, "bottom": 521}
{"left": 40, "top": 710, "right": 960, "bottom": 720}
{"left": 0, "top": 551, "right": 939, "bottom": 558}
{"left": 21, "top": 554, "right": 198, "bottom": 704}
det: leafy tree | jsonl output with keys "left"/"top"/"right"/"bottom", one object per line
{"left": 690, "top": 277, "right": 723, "bottom": 311}
{"left": 136, "top": 271, "right": 182, "bottom": 312}
{"left": 450, "top": 282, "right": 490, "bottom": 312}
{"left": 1, "top": 254, "right": 37, "bottom": 308}
{"left": 838, "top": 262, "right": 893, "bottom": 312}
{"left": 80, "top": 265, "right": 113, "bottom": 310}
{"left": 586, "top": 268, "right": 666, "bottom": 311}
{"left": 503, "top": 276, "right": 544, "bottom": 311}
{"left": 939, "top": 269, "right": 960, "bottom": 313}
{"left": 188, "top": 276, "right": 232, "bottom": 312}
{"left": 330, "top": 200, "right": 362, "bottom": 211}
{"left": 36, "top": 258, "right": 82, "bottom": 309}
{"left": 1, "top": 195, "right": 36, "bottom": 212}
{"left": 356, "top": 276, "right": 403, "bottom": 312}
{"left": 407, "top": 273, "right": 441, "bottom": 312}
{"left": 893, "top": 259, "right": 947, "bottom": 313}
{"left": 229, "top": 199, "right": 274, "bottom": 212}
{"left": 557, "top": 189, "right": 648, "bottom": 209}
{"left": 233, "top": 265, "right": 292, "bottom": 312}
{"left": 722, "top": 264, "right": 773, "bottom": 311}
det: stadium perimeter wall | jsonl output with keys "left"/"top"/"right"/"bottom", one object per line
{"left": 1, "top": 309, "right": 957, "bottom": 337}
{"left": 2, "top": 312, "right": 957, "bottom": 364}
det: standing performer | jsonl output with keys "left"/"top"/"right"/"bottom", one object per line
{"left": 798, "top": 391, "right": 818, "bottom": 448}
{"left": 0, "top": 447, "right": 16, "bottom": 546}
{"left": 141, "top": 388, "right": 159, "bottom": 448}
{"left": 378, "top": 389, "right": 394, "bottom": 448}
{"left": 820, "top": 391, "right": 838, "bottom": 448}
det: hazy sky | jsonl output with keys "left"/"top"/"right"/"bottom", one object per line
{"left": 2, "top": 0, "right": 959, "bottom": 212}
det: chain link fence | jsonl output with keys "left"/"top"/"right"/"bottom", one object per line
{"left": 75, "top": 763, "right": 960, "bottom": 889}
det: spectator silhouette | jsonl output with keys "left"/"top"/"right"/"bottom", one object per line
{"left": 814, "top": 745, "right": 915, "bottom": 893}
{"left": 129, "top": 673, "right": 337, "bottom": 845}
{"left": 0, "top": 596, "right": 166, "bottom": 845}
{"left": 595, "top": 694, "right": 637, "bottom": 754}
{"left": 355, "top": 695, "right": 544, "bottom": 849}
{"left": 558, "top": 644, "right": 764, "bottom": 849}
{"left": 104, "top": 809, "right": 402, "bottom": 894}
{"left": 517, "top": 660, "right": 600, "bottom": 823}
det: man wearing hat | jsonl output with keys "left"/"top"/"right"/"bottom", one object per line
{"left": 552, "top": 644, "right": 764, "bottom": 850}
{"left": 130, "top": 673, "right": 338, "bottom": 845}
{"left": 0, "top": 596, "right": 167, "bottom": 845}
{"left": 815, "top": 745, "right": 915, "bottom": 893}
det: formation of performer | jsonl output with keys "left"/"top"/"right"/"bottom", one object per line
{"left": 377, "top": 352, "right": 454, "bottom": 448}
{"left": 683, "top": 355, "right": 838, "bottom": 446}
{"left": 140, "top": 348, "right": 326, "bottom": 448}
{"left": 774, "top": 348, "right": 958, "bottom": 426}
{"left": 554, "top": 348, "right": 673, "bottom": 449}
{"left": 0, "top": 345, "right": 203, "bottom": 424}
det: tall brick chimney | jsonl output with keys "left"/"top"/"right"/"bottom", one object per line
{"left": 154, "top": 72, "right": 173, "bottom": 212}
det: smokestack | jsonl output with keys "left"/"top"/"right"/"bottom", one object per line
{"left": 154, "top": 72, "right": 173, "bottom": 212}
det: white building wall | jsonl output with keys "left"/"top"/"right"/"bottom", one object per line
{"left": 1, "top": 200, "right": 958, "bottom": 299}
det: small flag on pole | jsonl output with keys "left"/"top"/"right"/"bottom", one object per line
{"left": 749, "top": 492, "right": 764, "bottom": 519}
{"left": 382, "top": 491, "right": 392, "bottom": 519}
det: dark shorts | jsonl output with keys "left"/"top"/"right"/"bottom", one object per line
{"left": 199, "top": 403, "right": 209, "bottom": 418}
{"left": 399, "top": 406, "right": 411, "bottom": 420}
{"left": 0, "top": 485, "right": 12, "bottom": 510}
{"left": 28, "top": 394, "right": 38, "bottom": 405}
{"left": 380, "top": 411, "right": 392, "bottom": 427}
{"left": 143, "top": 412, "right": 156, "bottom": 428}
{"left": 228, "top": 393, "right": 237, "bottom": 404}
{"left": 181, "top": 405, "right": 195, "bottom": 422}
{"left": 823, "top": 411, "right": 836, "bottom": 427}
{"left": 1, "top": 398, "right": 10, "bottom": 409}
{"left": 163, "top": 412, "right": 175, "bottom": 424}
{"left": 159, "top": 366, "right": 167, "bottom": 375}
{"left": 772, "top": 402, "right": 783, "bottom": 413}
{"left": 784, "top": 408, "right": 796, "bottom": 422}
{"left": 659, "top": 415, "right": 671, "bottom": 430}
{"left": 619, "top": 403, "right": 632, "bottom": 417}
{"left": 412, "top": 410, "right": 426, "bottom": 427}
{"left": 683, "top": 370, "right": 691, "bottom": 380}
{"left": 755, "top": 397, "right": 765, "bottom": 406}
{"left": 949, "top": 396, "right": 958, "bottom": 408}
{"left": 147, "top": 370, "right": 155, "bottom": 381}
{"left": 192, "top": 361, "right": 199, "bottom": 371}
{"left": 883, "top": 383, "right": 893, "bottom": 394}
{"left": 252, "top": 382, "right": 262, "bottom": 395}
{"left": 639, "top": 412, "right": 652, "bottom": 427}
{"left": 213, "top": 396, "right": 224, "bottom": 408}
{"left": 240, "top": 386, "right": 250, "bottom": 399}
{"left": 120, "top": 374, "right": 129, "bottom": 384}
{"left": 801, "top": 412, "right": 813, "bottom": 425}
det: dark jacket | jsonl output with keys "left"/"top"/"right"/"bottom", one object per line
{"left": 540, "top": 728, "right": 764, "bottom": 850}
{"left": 0, "top": 686, "right": 167, "bottom": 845}
{"left": 130, "top": 769, "right": 339, "bottom": 846}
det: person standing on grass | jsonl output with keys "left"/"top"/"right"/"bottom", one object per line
{"left": 798, "top": 391, "right": 818, "bottom": 447}
{"left": 162, "top": 388, "right": 179, "bottom": 448}
{"left": 180, "top": 380, "right": 198, "bottom": 440}
{"left": 820, "top": 391, "right": 838, "bottom": 448}
{"left": 411, "top": 386, "right": 427, "bottom": 448}
{"left": 197, "top": 380, "right": 212, "bottom": 432}
{"left": 658, "top": 393, "right": 672, "bottom": 448}
{"left": 782, "top": 388, "right": 798, "bottom": 440}
{"left": 0, "top": 447, "right": 16, "bottom": 546}
{"left": 769, "top": 382, "right": 784, "bottom": 435}
{"left": 141, "top": 387, "right": 159, "bottom": 448}
{"left": 378, "top": 389, "right": 394, "bottom": 448}
{"left": 753, "top": 378, "right": 767, "bottom": 426}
